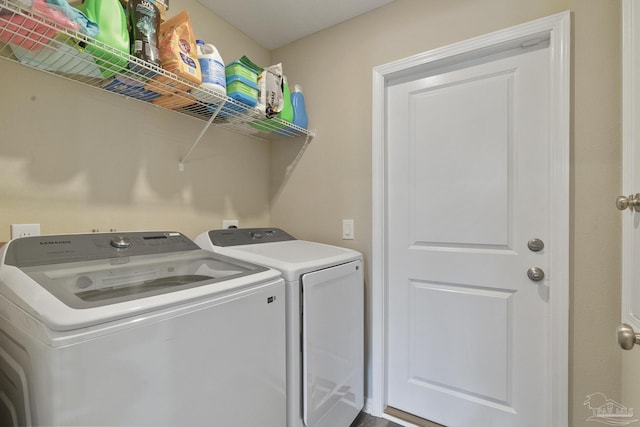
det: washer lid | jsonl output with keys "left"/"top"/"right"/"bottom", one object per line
{"left": 198, "top": 238, "right": 362, "bottom": 281}
{"left": 0, "top": 232, "right": 280, "bottom": 331}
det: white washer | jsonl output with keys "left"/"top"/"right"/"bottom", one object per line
{"left": 0, "top": 231, "right": 286, "bottom": 427}
{"left": 195, "top": 228, "right": 364, "bottom": 427}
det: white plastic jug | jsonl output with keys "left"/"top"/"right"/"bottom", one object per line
{"left": 193, "top": 40, "right": 226, "bottom": 103}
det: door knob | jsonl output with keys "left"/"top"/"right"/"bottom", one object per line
{"left": 617, "top": 323, "right": 640, "bottom": 350}
{"left": 616, "top": 193, "right": 640, "bottom": 212}
{"left": 527, "top": 267, "right": 545, "bottom": 282}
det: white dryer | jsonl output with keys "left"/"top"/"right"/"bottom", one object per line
{"left": 195, "top": 228, "right": 364, "bottom": 427}
{"left": 0, "top": 231, "right": 286, "bottom": 427}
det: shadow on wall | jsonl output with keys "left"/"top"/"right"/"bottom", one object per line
{"left": 269, "top": 136, "right": 313, "bottom": 203}
{"left": 0, "top": 62, "right": 269, "bottom": 221}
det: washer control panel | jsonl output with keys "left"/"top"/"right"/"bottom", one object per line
{"left": 4, "top": 232, "right": 198, "bottom": 267}
{"left": 208, "top": 228, "right": 295, "bottom": 247}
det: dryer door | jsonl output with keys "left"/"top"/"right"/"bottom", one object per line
{"left": 301, "top": 260, "right": 364, "bottom": 427}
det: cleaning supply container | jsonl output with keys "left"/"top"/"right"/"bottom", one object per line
{"left": 193, "top": 39, "right": 226, "bottom": 103}
{"left": 76, "top": 0, "right": 129, "bottom": 77}
{"left": 127, "top": 0, "right": 160, "bottom": 66}
{"left": 251, "top": 75, "right": 293, "bottom": 133}
{"left": 291, "top": 84, "right": 308, "bottom": 129}
{"left": 226, "top": 75, "right": 258, "bottom": 106}
{"left": 226, "top": 61, "right": 258, "bottom": 86}
{"left": 277, "top": 76, "right": 293, "bottom": 123}
{"left": 225, "top": 60, "right": 259, "bottom": 106}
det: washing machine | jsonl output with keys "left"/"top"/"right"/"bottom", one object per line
{"left": 195, "top": 228, "right": 364, "bottom": 427}
{"left": 0, "top": 231, "right": 286, "bottom": 427}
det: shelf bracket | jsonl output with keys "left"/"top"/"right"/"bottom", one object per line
{"left": 304, "top": 129, "right": 316, "bottom": 145}
{"left": 179, "top": 102, "right": 225, "bottom": 171}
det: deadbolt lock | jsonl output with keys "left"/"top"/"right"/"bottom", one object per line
{"left": 527, "top": 238, "right": 544, "bottom": 252}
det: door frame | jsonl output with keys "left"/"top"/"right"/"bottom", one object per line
{"left": 370, "top": 12, "right": 571, "bottom": 425}
{"left": 622, "top": 0, "right": 639, "bottom": 330}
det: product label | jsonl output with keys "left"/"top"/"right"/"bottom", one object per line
{"left": 199, "top": 58, "right": 225, "bottom": 86}
{"left": 137, "top": 0, "right": 155, "bottom": 13}
{"left": 179, "top": 38, "right": 191, "bottom": 54}
{"left": 180, "top": 52, "right": 197, "bottom": 69}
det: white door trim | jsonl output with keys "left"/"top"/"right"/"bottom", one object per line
{"left": 621, "top": 0, "right": 639, "bottom": 329}
{"left": 370, "top": 11, "right": 570, "bottom": 425}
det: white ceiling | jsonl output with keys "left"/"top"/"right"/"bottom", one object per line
{"left": 197, "top": 0, "right": 396, "bottom": 50}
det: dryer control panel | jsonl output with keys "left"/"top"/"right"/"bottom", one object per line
{"left": 208, "top": 228, "right": 296, "bottom": 247}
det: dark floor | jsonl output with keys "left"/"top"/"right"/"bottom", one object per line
{"left": 350, "top": 412, "right": 404, "bottom": 427}
{"left": 351, "top": 411, "right": 446, "bottom": 427}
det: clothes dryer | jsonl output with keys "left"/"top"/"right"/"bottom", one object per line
{"left": 195, "top": 228, "right": 364, "bottom": 427}
{"left": 0, "top": 231, "right": 286, "bottom": 427}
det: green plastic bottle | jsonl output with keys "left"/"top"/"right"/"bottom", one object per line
{"left": 76, "top": 0, "right": 129, "bottom": 77}
{"left": 277, "top": 76, "right": 294, "bottom": 123}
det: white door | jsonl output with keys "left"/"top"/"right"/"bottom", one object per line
{"left": 385, "top": 44, "right": 554, "bottom": 426}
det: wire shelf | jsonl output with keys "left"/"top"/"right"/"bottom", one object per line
{"left": 0, "top": 0, "right": 315, "bottom": 144}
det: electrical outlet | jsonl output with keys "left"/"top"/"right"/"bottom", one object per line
{"left": 222, "top": 220, "right": 239, "bottom": 229}
{"left": 11, "top": 223, "right": 41, "bottom": 239}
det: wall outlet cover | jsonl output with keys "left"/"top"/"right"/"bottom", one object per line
{"left": 223, "top": 220, "right": 239, "bottom": 229}
{"left": 11, "top": 223, "right": 41, "bottom": 239}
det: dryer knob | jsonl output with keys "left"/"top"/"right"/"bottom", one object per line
{"left": 250, "top": 232, "right": 264, "bottom": 239}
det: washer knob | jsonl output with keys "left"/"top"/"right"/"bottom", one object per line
{"left": 110, "top": 236, "right": 132, "bottom": 249}
{"left": 76, "top": 275, "right": 93, "bottom": 289}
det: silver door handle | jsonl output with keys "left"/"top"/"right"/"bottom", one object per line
{"left": 617, "top": 323, "right": 640, "bottom": 350}
{"left": 527, "top": 267, "right": 545, "bottom": 282}
{"left": 616, "top": 194, "right": 640, "bottom": 212}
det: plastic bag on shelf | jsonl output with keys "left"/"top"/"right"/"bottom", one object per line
{"left": 9, "top": 35, "right": 102, "bottom": 76}
{"left": 0, "top": 0, "right": 86, "bottom": 51}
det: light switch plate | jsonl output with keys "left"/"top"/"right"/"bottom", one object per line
{"left": 342, "top": 219, "right": 354, "bottom": 240}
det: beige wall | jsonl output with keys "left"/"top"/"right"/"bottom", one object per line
{"left": 271, "top": 0, "right": 622, "bottom": 425}
{"left": 0, "top": 0, "right": 624, "bottom": 425}
{"left": 571, "top": 0, "right": 623, "bottom": 423}
{"left": 0, "top": 0, "right": 272, "bottom": 241}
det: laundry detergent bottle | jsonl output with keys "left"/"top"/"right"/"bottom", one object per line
{"left": 193, "top": 39, "right": 226, "bottom": 103}
{"left": 291, "top": 84, "right": 308, "bottom": 129}
{"left": 75, "top": 0, "right": 129, "bottom": 77}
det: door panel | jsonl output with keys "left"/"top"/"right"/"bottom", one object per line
{"left": 409, "top": 72, "right": 512, "bottom": 247}
{"left": 386, "top": 46, "right": 551, "bottom": 426}
{"left": 408, "top": 281, "right": 513, "bottom": 403}
{"left": 301, "top": 260, "right": 364, "bottom": 427}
